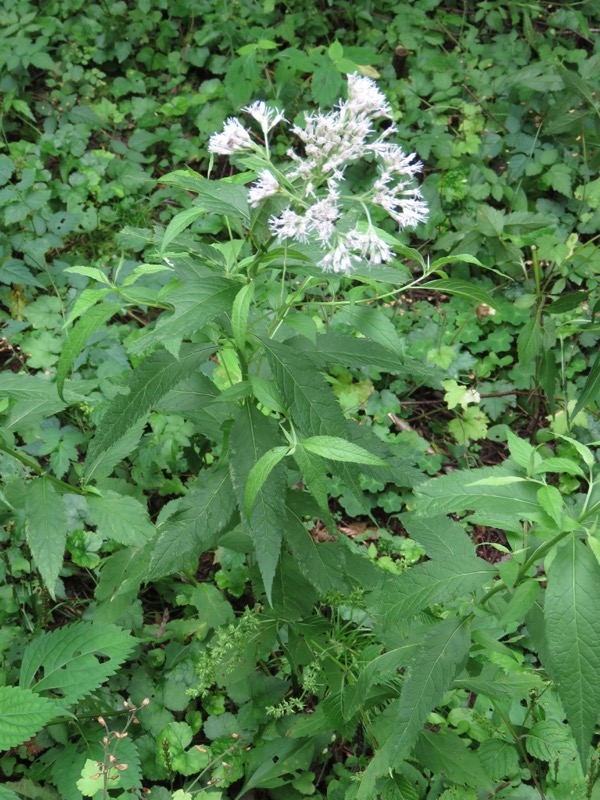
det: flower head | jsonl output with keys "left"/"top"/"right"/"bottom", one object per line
{"left": 345, "top": 73, "right": 392, "bottom": 119}
{"left": 248, "top": 170, "right": 280, "bottom": 207}
{"left": 243, "top": 101, "right": 285, "bottom": 135}
{"left": 208, "top": 118, "right": 254, "bottom": 155}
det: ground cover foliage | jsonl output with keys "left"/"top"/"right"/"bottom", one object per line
{"left": 1, "top": 0, "right": 600, "bottom": 798}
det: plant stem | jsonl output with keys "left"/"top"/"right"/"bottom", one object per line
{"left": 0, "top": 442, "right": 86, "bottom": 496}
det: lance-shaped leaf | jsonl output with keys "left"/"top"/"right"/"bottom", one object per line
{"left": 414, "top": 464, "right": 540, "bottom": 519}
{"left": 260, "top": 337, "right": 368, "bottom": 509}
{"left": 230, "top": 404, "right": 288, "bottom": 603}
{"left": 0, "top": 687, "right": 59, "bottom": 750}
{"left": 544, "top": 537, "right": 600, "bottom": 766}
{"left": 357, "top": 616, "right": 471, "bottom": 798}
{"left": 85, "top": 343, "right": 215, "bottom": 478}
{"left": 56, "top": 302, "right": 121, "bottom": 399}
{"left": 147, "top": 468, "right": 236, "bottom": 580}
{"left": 243, "top": 447, "right": 289, "bottom": 519}
{"left": 401, "top": 514, "right": 478, "bottom": 561}
{"left": 130, "top": 271, "right": 239, "bottom": 355}
{"left": 369, "top": 557, "right": 494, "bottom": 625}
{"left": 25, "top": 477, "right": 68, "bottom": 598}
{"left": 572, "top": 348, "right": 600, "bottom": 419}
{"left": 20, "top": 622, "right": 136, "bottom": 705}
{"left": 423, "top": 278, "right": 496, "bottom": 308}
{"left": 87, "top": 491, "right": 155, "bottom": 546}
{"left": 231, "top": 282, "right": 254, "bottom": 352}
{"left": 300, "top": 436, "right": 386, "bottom": 466}
{"left": 160, "top": 206, "right": 205, "bottom": 253}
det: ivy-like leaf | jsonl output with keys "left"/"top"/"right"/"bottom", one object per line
{"left": 0, "top": 686, "right": 59, "bottom": 750}
{"left": 544, "top": 537, "right": 600, "bottom": 766}
{"left": 20, "top": 622, "right": 136, "bottom": 706}
{"left": 25, "top": 477, "right": 68, "bottom": 598}
{"left": 147, "top": 467, "right": 236, "bottom": 580}
{"left": 85, "top": 343, "right": 215, "bottom": 478}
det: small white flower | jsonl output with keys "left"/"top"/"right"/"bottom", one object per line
{"left": 369, "top": 142, "right": 423, "bottom": 177}
{"left": 347, "top": 229, "right": 395, "bottom": 265}
{"left": 372, "top": 187, "right": 429, "bottom": 229}
{"left": 304, "top": 191, "right": 340, "bottom": 244}
{"left": 248, "top": 170, "right": 280, "bottom": 207}
{"left": 320, "top": 240, "right": 355, "bottom": 274}
{"left": 208, "top": 118, "right": 254, "bottom": 155}
{"left": 345, "top": 74, "right": 392, "bottom": 119}
{"left": 243, "top": 101, "right": 285, "bottom": 135}
{"left": 269, "top": 208, "right": 309, "bottom": 242}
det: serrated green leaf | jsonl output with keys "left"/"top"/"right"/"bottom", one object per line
{"left": 229, "top": 404, "right": 288, "bottom": 602}
{"left": 56, "top": 302, "right": 121, "bottom": 399}
{"left": 260, "top": 338, "right": 347, "bottom": 435}
{"left": 285, "top": 507, "right": 345, "bottom": 594}
{"left": 423, "top": 279, "right": 496, "bottom": 307}
{"left": 358, "top": 617, "right": 471, "bottom": 797}
{"left": 249, "top": 375, "right": 287, "bottom": 414}
{"left": 477, "top": 738, "right": 520, "bottom": 780}
{"left": 292, "top": 446, "right": 332, "bottom": 526}
{"left": 260, "top": 339, "right": 369, "bottom": 508}
{"left": 120, "top": 263, "right": 171, "bottom": 287}
{"left": 369, "top": 558, "right": 494, "bottom": 624}
{"left": 336, "top": 306, "right": 401, "bottom": 351}
{"left": 82, "top": 417, "right": 147, "bottom": 483}
{"left": 506, "top": 429, "right": 540, "bottom": 472}
{"left": 538, "top": 457, "right": 585, "bottom": 477}
{"left": 572, "top": 349, "right": 600, "bottom": 419}
{"left": 85, "top": 343, "right": 214, "bottom": 478}
{"left": 159, "top": 170, "right": 250, "bottom": 222}
{"left": 25, "top": 478, "right": 68, "bottom": 599}
{"left": 231, "top": 282, "right": 254, "bottom": 352}
{"left": 243, "top": 447, "right": 289, "bottom": 519}
{"left": 0, "top": 686, "right": 59, "bottom": 750}
{"left": 525, "top": 720, "right": 574, "bottom": 762}
{"left": 544, "top": 537, "right": 600, "bottom": 766}
{"left": 296, "top": 332, "right": 404, "bottom": 373}
{"left": 400, "top": 514, "right": 477, "bottom": 561}
{"left": 64, "top": 266, "right": 111, "bottom": 285}
{"left": 160, "top": 207, "right": 205, "bottom": 253}
{"left": 87, "top": 491, "right": 155, "bottom": 546}
{"left": 147, "top": 468, "right": 236, "bottom": 580}
{"left": 301, "top": 436, "right": 386, "bottom": 466}
{"left": 517, "top": 317, "right": 542, "bottom": 363}
{"left": 0, "top": 787, "right": 21, "bottom": 800}
{"left": 536, "top": 484, "right": 563, "bottom": 525}
{"left": 20, "top": 622, "right": 136, "bottom": 705}
{"left": 129, "top": 273, "right": 238, "bottom": 355}
{"left": 414, "top": 464, "right": 540, "bottom": 518}
{"left": 414, "top": 730, "right": 492, "bottom": 789}
{"left": 64, "top": 288, "right": 111, "bottom": 326}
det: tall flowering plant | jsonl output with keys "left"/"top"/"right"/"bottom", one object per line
{"left": 68, "top": 74, "right": 491, "bottom": 797}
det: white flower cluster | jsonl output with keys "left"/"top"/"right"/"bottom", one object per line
{"left": 207, "top": 75, "right": 428, "bottom": 274}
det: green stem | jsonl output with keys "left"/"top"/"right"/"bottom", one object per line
{"left": 0, "top": 442, "right": 85, "bottom": 496}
